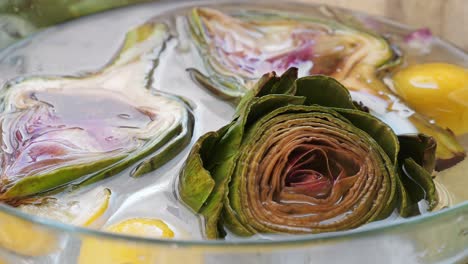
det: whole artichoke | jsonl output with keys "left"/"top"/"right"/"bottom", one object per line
{"left": 179, "top": 68, "right": 437, "bottom": 238}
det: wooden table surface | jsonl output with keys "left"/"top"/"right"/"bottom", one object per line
{"left": 300, "top": 0, "right": 468, "bottom": 51}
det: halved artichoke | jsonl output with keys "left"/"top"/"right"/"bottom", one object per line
{"left": 0, "top": 22, "right": 193, "bottom": 202}
{"left": 187, "top": 7, "right": 464, "bottom": 170}
{"left": 179, "top": 68, "right": 437, "bottom": 238}
{"left": 189, "top": 7, "right": 393, "bottom": 97}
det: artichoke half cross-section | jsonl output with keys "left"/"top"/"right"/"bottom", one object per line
{"left": 0, "top": 22, "right": 193, "bottom": 202}
{"left": 179, "top": 68, "right": 438, "bottom": 239}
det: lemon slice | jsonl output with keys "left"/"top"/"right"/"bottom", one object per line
{"left": 78, "top": 217, "right": 206, "bottom": 264}
{"left": 107, "top": 218, "right": 175, "bottom": 238}
{"left": 19, "top": 187, "right": 111, "bottom": 227}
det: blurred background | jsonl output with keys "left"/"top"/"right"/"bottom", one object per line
{"left": 0, "top": 0, "right": 467, "bottom": 50}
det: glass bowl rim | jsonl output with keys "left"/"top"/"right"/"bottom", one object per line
{"left": 0, "top": 199, "right": 467, "bottom": 246}
{"left": 0, "top": 0, "right": 467, "bottom": 247}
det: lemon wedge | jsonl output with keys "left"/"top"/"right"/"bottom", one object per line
{"left": 393, "top": 63, "right": 468, "bottom": 134}
{"left": 19, "top": 187, "right": 111, "bottom": 227}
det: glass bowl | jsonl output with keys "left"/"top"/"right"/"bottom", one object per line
{"left": 0, "top": 1, "right": 466, "bottom": 263}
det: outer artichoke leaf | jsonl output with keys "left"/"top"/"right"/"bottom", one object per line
{"left": 401, "top": 158, "right": 438, "bottom": 211}
{"left": 261, "top": 67, "right": 298, "bottom": 96}
{"left": 295, "top": 75, "right": 356, "bottom": 110}
{"left": 398, "top": 134, "right": 437, "bottom": 173}
{"left": 199, "top": 153, "right": 238, "bottom": 239}
{"left": 396, "top": 134, "right": 438, "bottom": 214}
{"left": 211, "top": 121, "right": 244, "bottom": 166}
{"left": 235, "top": 72, "right": 278, "bottom": 119}
{"left": 180, "top": 121, "right": 242, "bottom": 238}
{"left": 236, "top": 68, "right": 299, "bottom": 118}
{"left": 336, "top": 108, "right": 399, "bottom": 162}
{"left": 395, "top": 175, "right": 413, "bottom": 217}
{"left": 179, "top": 132, "right": 218, "bottom": 213}
{"left": 221, "top": 200, "right": 255, "bottom": 237}
{"left": 0, "top": 22, "right": 193, "bottom": 201}
{"left": 200, "top": 125, "right": 242, "bottom": 238}
{"left": 244, "top": 94, "right": 306, "bottom": 128}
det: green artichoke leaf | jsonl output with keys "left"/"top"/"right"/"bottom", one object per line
{"left": 235, "top": 72, "right": 279, "bottom": 119}
{"left": 187, "top": 7, "right": 465, "bottom": 170}
{"left": 180, "top": 68, "right": 438, "bottom": 238}
{"left": 398, "top": 134, "right": 437, "bottom": 173}
{"left": 179, "top": 121, "right": 240, "bottom": 238}
{"left": 179, "top": 132, "right": 220, "bottom": 213}
{"left": 400, "top": 158, "right": 438, "bottom": 211}
{"left": 397, "top": 134, "right": 438, "bottom": 214}
{"left": 295, "top": 76, "right": 356, "bottom": 109}
{"left": 268, "top": 67, "right": 299, "bottom": 95}
{"left": 0, "top": 22, "right": 193, "bottom": 202}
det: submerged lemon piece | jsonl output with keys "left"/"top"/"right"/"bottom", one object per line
{"left": 0, "top": 210, "right": 59, "bottom": 256}
{"left": 107, "top": 218, "right": 175, "bottom": 238}
{"left": 393, "top": 63, "right": 468, "bottom": 135}
{"left": 78, "top": 218, "right": 175, "bottom": 264}
{"left": 0, "top": 187, "right": 110, "bottom": 257}
{"left": 19, "top": 187, "right": 111, "bottom": 227}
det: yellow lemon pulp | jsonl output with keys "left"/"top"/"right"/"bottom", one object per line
{"left": 107, "top": 218, "right": 175, "bottom": 238}
{"left": 75, "top": 188, "right": 111, "bottom": 227}
{"left": 78, "top": 218, "right": 175, "bottom": 264}
{"left": 393, "top": 63, "right": 468, "bottom": 135}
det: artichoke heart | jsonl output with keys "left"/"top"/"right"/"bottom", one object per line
{"left": 179, "top": 68, "right": 438, "bottom": 238}
{"left": 0, "top": 22, "right": 193, "bottom": 201}
{"left": 187, "top": 7, "right": 465, "bottom": 170}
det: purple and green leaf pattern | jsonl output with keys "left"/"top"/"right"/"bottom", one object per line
{"left": 0, "top": 22, "right": 193, "bottom": 202}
